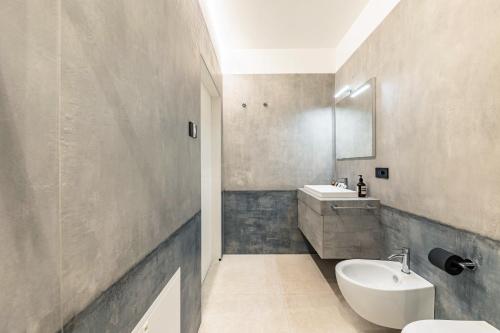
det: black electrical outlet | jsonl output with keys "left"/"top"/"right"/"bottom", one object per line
{"left": 375, "top": 167, "right": 389, "bottom": 179}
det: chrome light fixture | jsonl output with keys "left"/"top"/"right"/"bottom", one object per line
{"left": 334, "top": 86, "right": 351, "bottom": 99}
{"left": 350, "top": 83, "right": 370, "bottom": 98}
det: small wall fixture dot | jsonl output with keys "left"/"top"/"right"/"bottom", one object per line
{"left": 242, "top": 103, "right": 247, "bottom": 108}
{"left": 263, "top": 102, "right": 268, "bottom": 107}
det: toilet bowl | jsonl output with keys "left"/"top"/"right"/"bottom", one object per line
{"left": 403, "top": 320, "right": 499, "bottom": 333}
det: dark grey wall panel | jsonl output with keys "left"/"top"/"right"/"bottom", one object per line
{"left": 381, "top": 206, "right": 500, "bottom": 328}
{"left": 223, "top": 191, "right": 313, "bottom": 254}
{"left": 63, "top": 213, "right": 201, "bottom": 333}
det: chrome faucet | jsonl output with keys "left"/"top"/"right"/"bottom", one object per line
{"left": 334, "top": 177, "right": 348, "bottom": 188}
{"left": 388, "top": 248, "right": 410, "bottom": 274}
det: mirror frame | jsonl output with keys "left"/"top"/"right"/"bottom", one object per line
{"left": 334, "top": 77, "right": 376, "bottom": 160}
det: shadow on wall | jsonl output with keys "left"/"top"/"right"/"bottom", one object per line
{"left": 0, "top": 60, "right": 48, "bottom": 276}
{"left": 64, "top": 3, "right": 166, "bottom": 218}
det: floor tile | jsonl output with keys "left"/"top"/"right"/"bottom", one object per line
{"left": 200, "top": 254, "right": 398, "bottom": 333}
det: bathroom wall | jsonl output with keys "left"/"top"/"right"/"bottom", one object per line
{"left": 382, "top": 206, "right": 500, "bottom": 327}
{"left": 63, "top": 213, "right": 201, "bottom": 333}
{"left": 0, "top": 0, "right": 221, "bottom": 332}
{"left": 224, "top": 74, "right": 334, "bottom": 191}
{"left": 334, "top": 0, "right": 500, "bottom": 326}
{"left": 335, "top": 0, "right": 500, "bottom": 241}
{"left": 223, "top": 74, "right": 333, "bottom": 253}
{"left": 0, "top": 1, "right": 60, "bottom": 331}
{"left": 223, "top": 191, "right": 312, "bottom": 254}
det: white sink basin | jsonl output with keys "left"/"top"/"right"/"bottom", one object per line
{"left": 336, "top": 259, "right": 435, "bottom": 329}
{"left": 403, "top": 320, "right": 499, "bottom": 333}
{"left": 303, "top": 185, "right": 357, "bottom": 198}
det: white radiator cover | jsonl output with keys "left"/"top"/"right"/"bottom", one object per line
{"left": 131, "top": 268, "right": 181, "bottom": 333}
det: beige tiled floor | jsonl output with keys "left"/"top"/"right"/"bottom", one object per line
{"left": 199, "top": 254, "right": 398, "bottom": 333}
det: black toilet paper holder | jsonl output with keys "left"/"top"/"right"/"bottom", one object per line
{"left": 457, "top": 259, "right": 477, "bottom": 271}
{"left": 428, "top": 248, "right": 478, "bottom": 275}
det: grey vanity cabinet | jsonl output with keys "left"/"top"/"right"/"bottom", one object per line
{"left": 297, "top": 189, "right": 382, "bottom": 259}
{"left": 298, "top": 200, "right": 324, "bottom": 255}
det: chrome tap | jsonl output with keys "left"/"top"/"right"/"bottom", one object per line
{"left": 388, "top": 248, "right": 410, "bottom": 274}
{"left": 334, "top": 177, "right": 348, "bottom": 188}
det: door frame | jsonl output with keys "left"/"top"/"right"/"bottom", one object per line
{"left": 200, "top": 56, "right": 222, "bottom": 283}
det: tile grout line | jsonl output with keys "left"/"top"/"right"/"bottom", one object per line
{"left": 274, "top": 256, "right": 293, "bottom": 333}
{"left": 57, "top": 0, "right": 63, "bottom": 331}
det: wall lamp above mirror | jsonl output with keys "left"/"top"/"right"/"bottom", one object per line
{"left": 335, "top": 78, "right": 376, "bottom": 160}
{"left": 334, "top": 86, "right": 352, "bottom": 99}
{"left": 334, "top": 81, "right": 373, "bottom": 100}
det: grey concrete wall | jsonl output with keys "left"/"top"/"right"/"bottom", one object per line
{"left": 64, "top": 213, "right": 201, "bottom": 333}
{"left": 334, "top": 0, "right": 500, "bottom": 240}
{"left": 0, "top": 1, "right": 60, "bottom": 331}
{"left": 223, "top": 74, "right": 334, "bottom": 190}
{"left": 381, "top": 206, "right": 500, "bottom": 328}
{"left": 223, "top": 191, "right": 312, "bottom": 254}
{"left": 0, "top": 0, "right": 220, "bottom": 331}
{"left": 59, "top": 0, "right": 219, "bottom": 322}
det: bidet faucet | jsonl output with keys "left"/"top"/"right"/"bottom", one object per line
{"left": 388, "top": 247, "right": 410, "bottom": 274}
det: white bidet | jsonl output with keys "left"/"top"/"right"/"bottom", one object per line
{"left": 335, "top": 259, "right": 435, "bottom": 329}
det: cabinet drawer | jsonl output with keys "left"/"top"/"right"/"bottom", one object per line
{"left": 298, "top": 194, "right": 382, "bottom": 259}
{"left": 298, "top": 200, "right": 324, "bottom": 257}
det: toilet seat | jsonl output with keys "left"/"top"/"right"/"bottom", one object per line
{"left": 403, "top": 320, "right": 499, "bottom": 333}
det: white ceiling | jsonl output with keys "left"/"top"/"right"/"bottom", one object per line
{"left": 200, "top": 0, "right": 398, "bottom": 73}
{"left": 205, "top": 0, "right": 369, "bottom": 49}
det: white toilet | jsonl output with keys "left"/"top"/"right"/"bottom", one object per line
{"left": 403, "top": 320, "right": 499, "bottom": 333}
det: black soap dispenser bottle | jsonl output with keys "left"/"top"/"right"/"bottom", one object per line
{"left": 357, "top": 175, "right": 367, "bottom": 197}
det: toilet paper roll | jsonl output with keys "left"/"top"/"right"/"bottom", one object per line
{"left": 428, "top": 248, "right": 464, "bottom": 275}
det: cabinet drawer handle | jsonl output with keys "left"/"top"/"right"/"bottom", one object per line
{"left": 330, "top": 204, "right": 378, "bottom": 210}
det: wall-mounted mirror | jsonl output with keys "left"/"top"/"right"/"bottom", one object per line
{"left": 335, "top": 77, "right": 376, "bottom": 160}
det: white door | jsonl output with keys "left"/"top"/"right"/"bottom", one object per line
{"left": 210, "top": 86, "right": 222, "bottom": 269}
{"left": 200, "top": 59, "right": 222, "bottom": 284}
{"left": 200, "top": 83, "right": 213, "bottom": 282}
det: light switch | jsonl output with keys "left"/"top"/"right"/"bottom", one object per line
{"left": 188, "top": 121, "right": 197, "bottom": 138}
